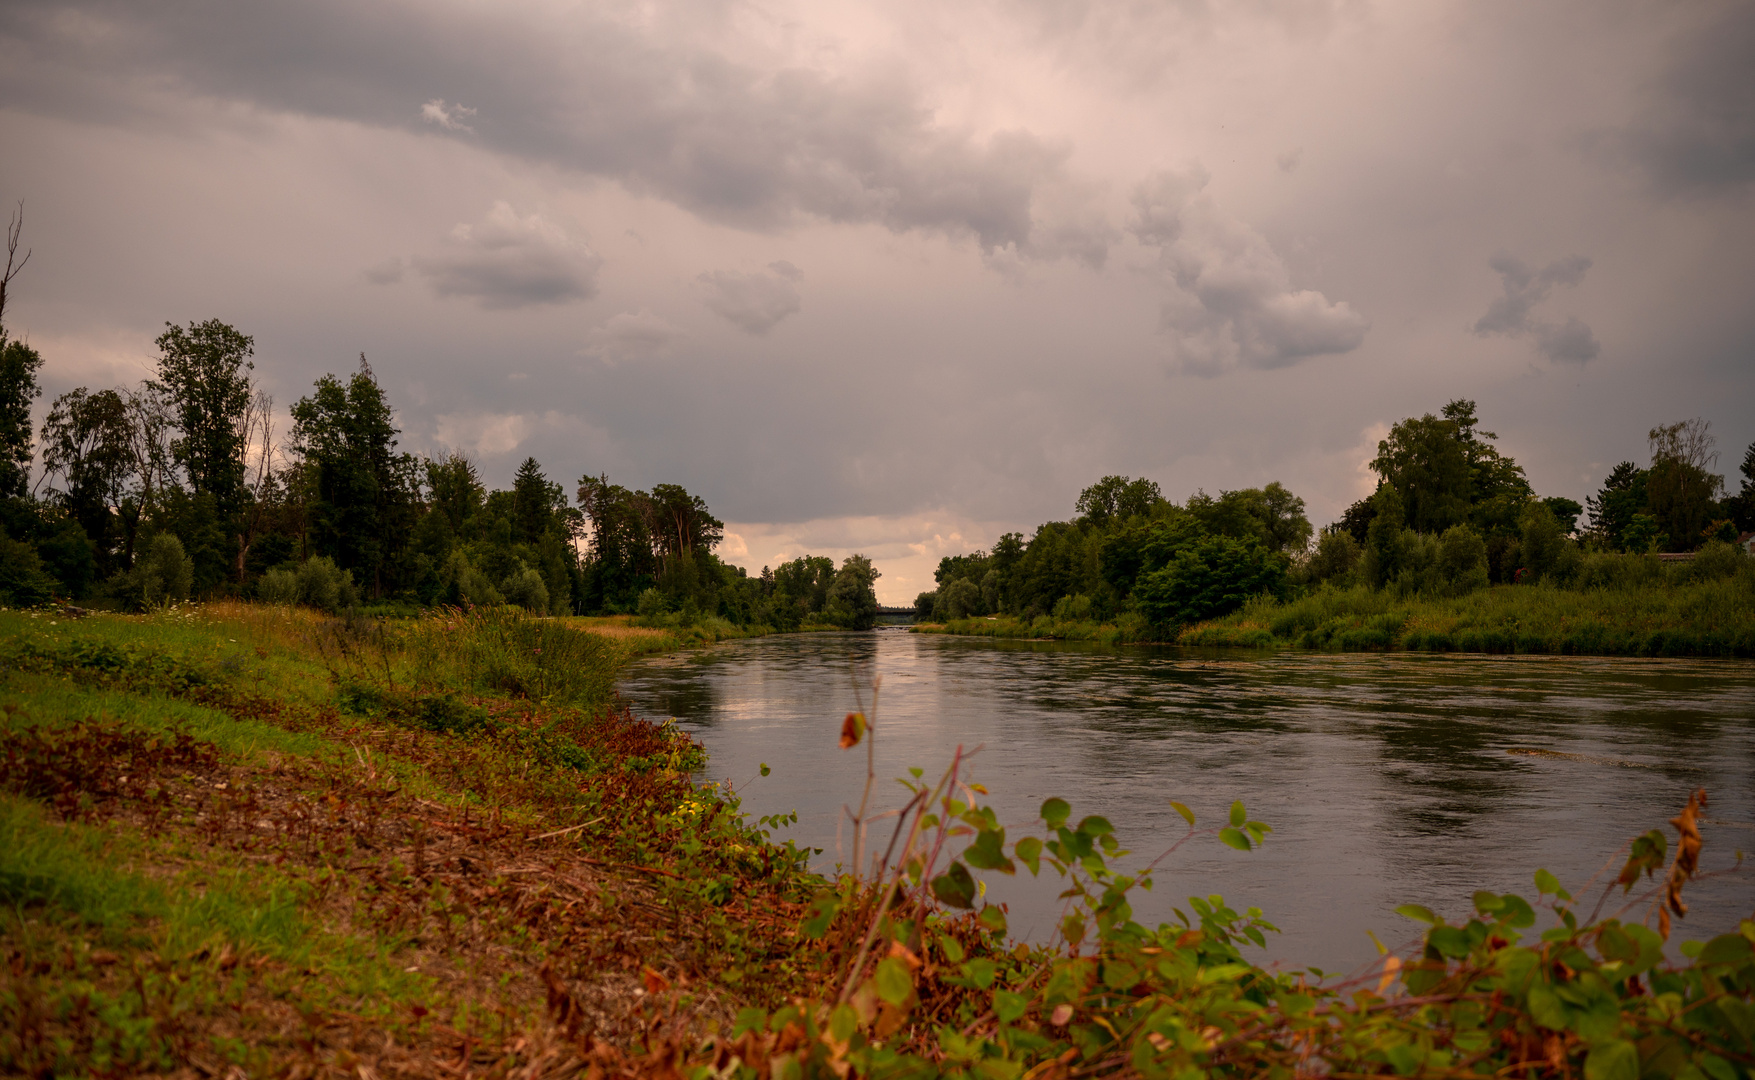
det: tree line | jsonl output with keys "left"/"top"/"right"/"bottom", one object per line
{"left": 0, "top": 213, "right": 880, "bottom": 626}
{"left": 919, "top": 399, "right": 1755, "bottom": 628}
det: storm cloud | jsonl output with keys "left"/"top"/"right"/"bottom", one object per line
{"left": 1131, "top": 167, "right": 1368, "bottom": 375}
{"left": 0, "top": 0, "right": 1098, "bottom": 256}
{"left": 1474, "top": 254, "right": 1600, "bottom": 364}
{"left": 3, "top": 0, "right": 1752, "bottom": 602}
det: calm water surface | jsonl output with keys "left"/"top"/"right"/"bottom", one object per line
{"left": 616, "top": 629, "right": 1755, "bottom": 973}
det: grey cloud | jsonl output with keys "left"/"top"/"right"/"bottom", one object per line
{"left": 409, "top": 202, "right": 601, "bottom": 311}
{"left": 1474, "top": 253, "right": 1599, "bottom": 363}
{"left": 1130, "top": 167, "right": 1368, "bottom": 374}
{"left": 585, "top": 309, "right": 686, "bottom": 364}
{"left": 1612, "top": 3, "right": 1755, "bottom": 195}
{"left": 699, "top": 262, "right": 802, "bottom": 334}
{"left": 0, "top": 0, "right": 1100, "bottom": 257}
{"left": 363, "top": 257, "right": 405, "bottom": 285}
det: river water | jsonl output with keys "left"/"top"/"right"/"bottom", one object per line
{"left": 616, "top": 628, "right": 1755, "bottom": 973}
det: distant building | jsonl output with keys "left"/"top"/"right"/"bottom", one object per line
{"left": 1741, "top": 532, "right": 1755, "bottom": 555}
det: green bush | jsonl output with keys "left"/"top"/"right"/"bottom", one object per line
{"left": 500, "top": 566, "right": 549, "bottom": 613}
{"left": 0, "top": 531, "right": 58, "bottom": 607}
{"left": 113, "top": 533, "right": 194, "bottom": 610}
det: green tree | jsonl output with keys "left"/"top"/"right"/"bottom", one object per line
{"left": 1436, "top": 525, "right": 1489, "bottom": 595}
{"left": 1518, "top": 501, "right": 1566, "bottom": 582}
{"left": 38, "top": 387, "right": 134, "bottom": 576}
{"left": 289, "top": 356, "right": 419, "bottom": 597}
{"left": 1585, "top": 462, "right": 1648, "bottom": 551}
{"left": 0, "top": 332, "right": 42, "bottom": 500}
{"left": 0, "top": 203, "right": 37, "bottom": 500}
{"left": 1076, "top": 475, "right": 1163, "bottom": 525}
{"left": 1132, "top": 535, "right": 1285, "bottom": 625}
{"left": 1541, "top": 496, "right": 1583, "bottom": 535}
{"left": 1371, "top": 399, "right": 1529, "bottom": 536}
{"left": 824, "top": 554, "right": 881, "bottom": 630}
{"left": 1645, "top": 418, "right": 1722, "bottom": 552}
{"left": 154, "top": 319, "right": 255, "bottom": 518}
{"left": 1361, "top": 484, "right": 1409, "bottom": 588}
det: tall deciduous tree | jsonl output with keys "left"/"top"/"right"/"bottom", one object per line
{"left": 289, "top": 356, "right": 418, "bottom": 597}
{"left": 0, "top": 204, "right": 39, "bottom": 501}
{"left": 1645, "top": 418, "right": 1722, "bottom": 552}
{"left": 39, "top": 387, "right": 133, "bottom": 572}
{"left": 0, "top": 332, "right": 41, "bottom": 501}
{"left": 154, "top": 319, "right": 254, "bottom": 518}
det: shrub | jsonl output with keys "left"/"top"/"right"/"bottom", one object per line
{"left": 295, "top": 556, "right": 359, "bottom": 614}
{"left": 0, "top": 531, "right": 58, "bottom": 607}
{"left": 935, "top": 578, "right": 980, "bottom": 621}
{"left": 1052, "top": 593, "right": 1094, "bottom": 621}
{"left": 114, "top": 533, "right": 194, "bottom": 610}
{"left": 500, "top": 566, "right": 549, "bottom": 613}
{"left": 1437, "top": 524, "right": 1489, "bottom": 595}
{"left": 257, "top": 567, "right": 300, "bottom": 605}
{"left": 1134, "top": 535, "right": 1286, "bottom": 625}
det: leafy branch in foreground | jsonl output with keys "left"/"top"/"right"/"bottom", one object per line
{"left": 667, "top": 697, "right": 1751, "bottom": 1080}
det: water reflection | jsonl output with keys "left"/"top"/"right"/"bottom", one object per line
{"left": 616, "top": 629, "right": 1755, "bottom": 972}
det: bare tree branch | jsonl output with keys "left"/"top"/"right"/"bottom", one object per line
{"left": 0, "top": 201, "right": 31, "bottom": 330}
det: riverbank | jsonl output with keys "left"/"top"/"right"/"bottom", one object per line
{"left": 917, "top": 575, "right": 1755, "bottom": 656}
{"left": 4, "top": 604, "right": 1750, "bottom": 1077}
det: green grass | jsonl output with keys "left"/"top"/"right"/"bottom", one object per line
{"left": 1191, "top": 578, "right": 1755, "bottom": 655}
{"left": 919, "top": 575, "right": 1755, "bottom": 656}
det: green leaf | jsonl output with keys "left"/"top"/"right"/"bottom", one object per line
{"left": 1395, "top": 904, "right": 1439, "bottom": 925}
{"left": 759, "top": 762, "right": 771, "bottom": 777}
{"left": 1534, "top": 868, "right": 1566, "bottom": 898}
{"left": 1169, "top": 800, "right": 1195, "bottom": 826}
{"left": 801, "top": 892, "right": 841, "bottom": 939}
{"left": 829, "top": 1004, "right": 858, "bottom": 1042}
{"left": 1229, "top": 800, "right": 1246, "bottom": 828}
{"left": 938, "top": 934, "right": 967, "bottom": 963}
{"left": 1015, "top": 836, "right": 1043, "bottom": 876}
{"left": 931, "top": 861, "right": 977, "bottom": 909}
{"left": 1041, "top": 798, "right": 1071, "bottom": 829}
{"left": 960, "top": 957, "right": 998, "bottom": 989}
{"left": 965, "top": 828, "right": 1015, "bottom": 874}
{"left": 1076, "top": 815, "right": 1114, "bottom": 837}
{"left": 978, "top": 904, "right": 1008, "bottom": 935}
{"left": 1218, "top": 827, "right": 1252, "bottom": 851}
{"left": 1584, "top": 1040, "right": 1639, "bottom": 1080}
{"left": 874, "top": 957, "right": 914, "bottom": 1006}
{"left": 993, "top": 989, "right": 1028, "bottom": 1024}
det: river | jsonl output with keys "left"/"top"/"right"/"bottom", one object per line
{"left": 615, "top": 628, "right": 1755, "bottom": 973}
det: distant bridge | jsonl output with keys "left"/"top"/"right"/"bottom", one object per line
{"left": 875, "top": 605, "right": 917, "bottom": 620}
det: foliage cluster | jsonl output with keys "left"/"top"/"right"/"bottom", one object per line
{"left": 914, "top": 478, "right": 1311, "bottom": 630}
{"left": 0, "top": 303, "right": 878, "bottom": 629}
{"left": 921, "top": 400, "right": 1754, "bottom": 646}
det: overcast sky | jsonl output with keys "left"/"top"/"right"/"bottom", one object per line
{"left": 2, "top": 0, "right": 1751, "bottom": 602}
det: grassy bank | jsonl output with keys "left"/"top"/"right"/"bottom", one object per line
{"left": 919, "top": 575, "right": 1755, "bottom": 657}
{"left": 4, "top": 604, "right": 1751, "bottom": 1079}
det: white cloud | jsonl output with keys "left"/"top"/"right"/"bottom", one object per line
{"left": 410, "top": 202, "right": 602, "bottom": 311}
{"left": 1130, "top": 166, "right": 1368, "bottom": 375}
{"left": 584, "top": 308, "right": 686, "bottom": 365}
{"left": 432, "top": 411, "right": 531, "bottom": 457}
{"left": 698, "top": 261, "right": 803, "bottom": 334}
{"left": 419, "top": 98, "right": 475, "bottom": 134}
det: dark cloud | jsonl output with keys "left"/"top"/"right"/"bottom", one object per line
{"left": 408, "top": 202, "right": 601, "bottom": 311}
{"left": 1612, "top": 3, "right": 1755, "bottom": 196}
{"left": 698, "top": 261, "right": 803, "bottom": 335}
{"left": 0, "top": 0, "right": 1098, "bottom": 256}
{"left": 1474, "top": 253, "right": 1599, "bottom": 363}
{"left": 1130, "top": 167, "right": 1368, "bottom": 374}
